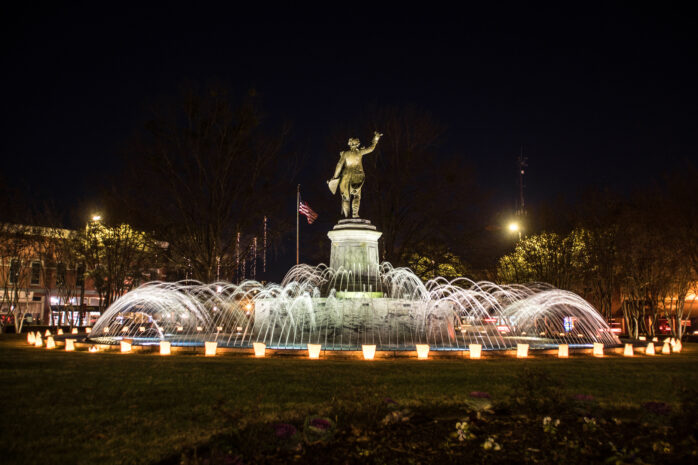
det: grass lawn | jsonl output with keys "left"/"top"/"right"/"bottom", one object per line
{"left": 1, "top": 334, "right": 696, "bottom": 464}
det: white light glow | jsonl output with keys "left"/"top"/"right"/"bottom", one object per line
{"left": 469, "top": 344, "right": 482, "bottom": 359}
{"left": 362, "top": 344, "right": 376, "bottom": 360}
{"left": 661, "top": 342, "right": 671, "bottom": 354}
{"left": 65, "top": 339, "right": 75, "bottom": 351}
{"left": 120, "top": 341, "right": 132, "bottom": 353}
{"left": 416, "top": 344, "right": 430, "bottom": 359}
{"left": 517, "top": 343, "right": 529, "bottom": 358}
{"left": 558, "top": 344, "right": 568, "bottom": 358}
{"left": 46, "top": 336, "right": 56, "bottom": 349}
{"left": 27, "top": 332, "right": 36, "bottom": 345}
{"left": 646, "top": 342, "right": 655, "bottom": 355}
{"left": 160, "top": 341, "right": 171, "bottom": 355}
{"left": 593, "top": 343, "right": 604, "bottom": 357}
{"left": 204, "top": 341, "right": 217, "bottom": 356}
{"left": 623, "top": 344, "right": 633, "bottom": 357}
{"left": 308, "top": 343, "right": 322, "bottom": 359}
{"left": 253, "top": 342, "right": 266, "bottom": 357}
{"left": 71, "top": 328, "right": 79, "bottom": 334}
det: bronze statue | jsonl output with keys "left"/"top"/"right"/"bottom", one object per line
{"left": 328, "top": 131, "right": 383, "bottom": 218}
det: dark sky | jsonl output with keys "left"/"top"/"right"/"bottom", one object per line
{"left": 2, "top": 4, "right": 696, "bottom": 231}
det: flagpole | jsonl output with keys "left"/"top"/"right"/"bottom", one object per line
{"left": 296, "top": 184, "right": 300, "bottom": 265}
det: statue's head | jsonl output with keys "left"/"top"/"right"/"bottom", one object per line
{"left": 347, "top": 138, "right": 360, "bottom": 149}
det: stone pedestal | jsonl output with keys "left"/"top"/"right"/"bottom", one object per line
{"left": 327, "top": 219, "right": 382, "bottom": 273}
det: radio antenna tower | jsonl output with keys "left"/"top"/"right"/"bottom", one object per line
{"left": 516, "top": 146, "right": 528, "bottom": 216}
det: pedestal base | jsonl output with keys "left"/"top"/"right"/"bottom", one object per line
{"left": 327, "top": 219, "right": 382, "bottom": 273}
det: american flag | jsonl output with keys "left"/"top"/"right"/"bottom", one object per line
{"left": 299, "top": 201, "right": 319, "bottom": 224}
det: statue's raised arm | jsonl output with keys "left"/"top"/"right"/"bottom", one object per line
{"left": 359, "top": 131, "right": 383, "bottom": 156}
{"left": 327, "top": 131, "right": 382, "bottom": 218}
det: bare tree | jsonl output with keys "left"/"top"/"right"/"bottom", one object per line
{"left": 573, "top": 190, "right": 625, "bottom": 320}
{"left": 115, "top": 84, "right": 294, "bottom": 282}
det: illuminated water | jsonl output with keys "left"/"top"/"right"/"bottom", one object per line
{"left": 89, "top": 263, "right": 620, "bottom": 350}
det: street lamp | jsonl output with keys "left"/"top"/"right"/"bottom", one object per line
{"left": 91, "top": 214, "right": 102, "bottom": 222}
{"left": 508, "top": 222, "right": 521, "bottom": 241}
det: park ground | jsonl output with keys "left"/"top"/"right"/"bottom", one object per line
{"left": 1, "top": 335, "right": 697, "bottom": 464}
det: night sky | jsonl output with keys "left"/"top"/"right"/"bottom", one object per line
{"left": 2, "top": 3, "right": 696, "bottom": 274}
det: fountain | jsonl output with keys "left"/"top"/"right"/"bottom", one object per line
{"left": 89, "top": 131, "right": 620, "bottom": 352}
{"left": 88, "top": 260, "right": 620, "bottom": 351}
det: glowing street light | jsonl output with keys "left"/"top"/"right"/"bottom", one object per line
{"left": 508, "top": 222, "right": 522, "bottom": 241}
{"left": 91, "top": 214, "right": 102, "bottom": 222}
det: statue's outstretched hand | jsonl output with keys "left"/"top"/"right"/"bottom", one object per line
{"left": 373, "top": 131, "right": 383, "bottom": 141}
